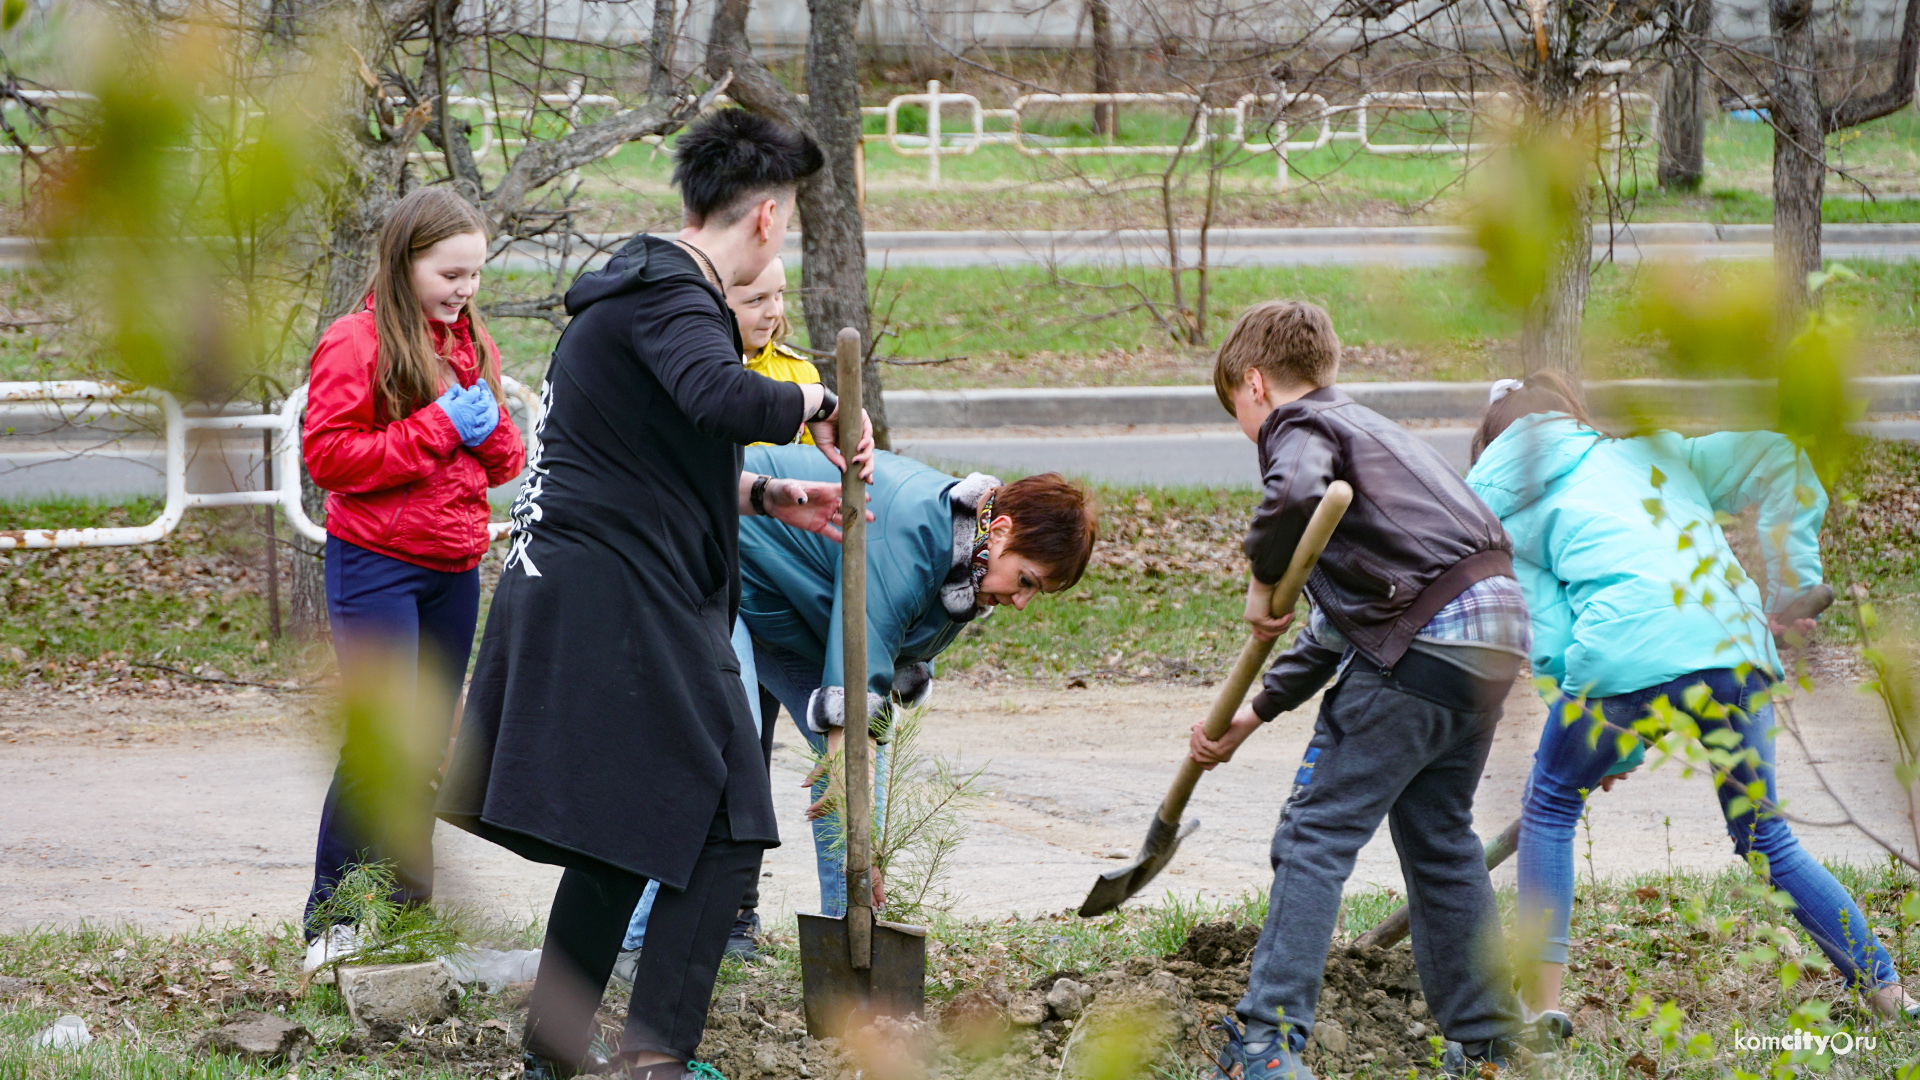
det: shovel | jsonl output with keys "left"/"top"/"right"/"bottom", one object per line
{"left": 797, "top": 328, "right": 928, "bottom": 1039}
{"left": 1079, "top": 480, "right": 1353, "bottom": 918}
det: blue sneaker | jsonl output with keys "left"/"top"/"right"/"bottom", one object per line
{"left": 1209, "top": 1019, "right": 1316, "bottom": 1080}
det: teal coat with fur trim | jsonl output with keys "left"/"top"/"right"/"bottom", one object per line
{"left": 739, "top": 446, "right": 978, "bottom": 703}
{"left": 1465, "top": 412, "right": 1827, "bottom": 700}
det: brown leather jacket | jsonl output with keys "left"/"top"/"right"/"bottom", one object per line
{"left": 1246, "top": 386, "right": 1513, "bottom": 712}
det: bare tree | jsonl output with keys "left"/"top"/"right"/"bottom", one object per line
{"left": 1658, "top": 0, "right": 1711, "bottom": 188}
{"left": 706, "top": 0, "right": 885, "bottom": 446}
{"left": 1765, "top": 0, "right": 1918, "bottom": 313}
{"left": 1088, "top": 0, "right": 1119, "bottom": 135}
{"left": 281, "top": 0, "right": 723, "bottom": 634}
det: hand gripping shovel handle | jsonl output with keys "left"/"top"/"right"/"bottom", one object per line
{"left": 1076, "top": 481, "right": 1353, "bottom": 918}
{"left": 1155, "top": 480, "right": 1353, "bottom": 829}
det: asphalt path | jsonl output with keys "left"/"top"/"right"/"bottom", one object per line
{"left": 9, "top": 421, "right": 1920, "bottom": 501}
{"left": 485, "top": 224, "right": 1920, "bottom": 272}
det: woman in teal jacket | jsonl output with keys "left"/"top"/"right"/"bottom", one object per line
{"left": 738, "top": 445, "right": 1096, "bottom": 916}
{"left": 1466, "top": 373, "right": 1915, "bottom": 1028}
{"left": 627, "top": 446, "right": 1096, "bottom": 946}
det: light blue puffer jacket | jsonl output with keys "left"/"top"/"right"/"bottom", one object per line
{"left": 1465, "top": 413, "right": 1827, "bottom": 698}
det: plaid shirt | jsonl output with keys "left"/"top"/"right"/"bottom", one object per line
{"left": 1308, "top": 574, "right": 1532, "bottom": 658}
{"left": 1416, "top": 574, "right": 1532, "bottom": 654}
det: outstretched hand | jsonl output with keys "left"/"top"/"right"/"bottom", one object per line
{"left": 809, "top": 407, "right": 876, "bottom": 483}
{"left": 766, "top": 478, "right": 872, "bottom": 542}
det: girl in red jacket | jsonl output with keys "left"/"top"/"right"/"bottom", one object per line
{"left": 299, "top": 188, "right": 525, "bottom": 969}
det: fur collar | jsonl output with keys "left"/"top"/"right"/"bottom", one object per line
{"left": 939, "top": 472, "right": 1001, "bottom": 623}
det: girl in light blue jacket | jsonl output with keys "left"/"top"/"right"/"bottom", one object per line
{"left": 1464, "top": 372, "right": 1915, "bottom": 1029}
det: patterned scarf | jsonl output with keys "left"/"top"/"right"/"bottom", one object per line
{"left": 968, "top": 492, "right": 995, "bottom": 596}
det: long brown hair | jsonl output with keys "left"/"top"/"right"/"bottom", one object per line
{"left": 369, "top": 188, "right": 502, "bottom": 420}
{"left": 1469, "top": 370, "right": 1597, "bottom": 464}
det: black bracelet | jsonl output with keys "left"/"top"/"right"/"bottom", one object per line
{"left": 807, "top": 387, "right": 838, "bottom": 424}
{"left": 749, "top": 474, "right": 771, "bottom": 517}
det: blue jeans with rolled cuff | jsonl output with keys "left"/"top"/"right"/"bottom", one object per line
{"left": 1516, "top": 667, "right": 1899, "bottom": 990}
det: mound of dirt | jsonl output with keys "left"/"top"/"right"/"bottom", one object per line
{"left": 691, "top": 920, "right": 1441, "bottom": 1079}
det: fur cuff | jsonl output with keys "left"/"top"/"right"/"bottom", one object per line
{"left": 805, "top": 686, "right": 891, "bottom": 739}
{"left": 891, "top": 662, "right": 933, "bottom": 710}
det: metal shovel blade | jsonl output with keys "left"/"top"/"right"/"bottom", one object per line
{"left": 796, "top": 914, "right": 929, "bottom": 1039}
{"left": 1078, "top": 814, "right": 1200, "bottom": 917}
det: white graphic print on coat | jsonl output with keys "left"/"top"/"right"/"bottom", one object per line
{"left": 503, "top": 379, "right": 553, "bottom": 578}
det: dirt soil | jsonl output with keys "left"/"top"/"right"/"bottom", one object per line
{"left": 2, "top": 642, "right": 1913, "bottom": 932}
{"left": 680, "top": 920, "right": 1438, "bottom": 1079}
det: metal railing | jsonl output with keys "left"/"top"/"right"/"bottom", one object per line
{"left": 0, "top": 377, "right": 543, "bottom": 550}
{"left": 858, "top": 81, "right": 1658, "bottom": 189}
{"left": 0, "top": 78, "right": 1659, "bottom": 193}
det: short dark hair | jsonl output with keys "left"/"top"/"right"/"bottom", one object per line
{"left": 672, "top": 109, "right": 824, "bottom": 226}
{"left": 1469, "top": 369, "right": 1598, "bottom": 463}
{"left": 1213, "top": 300, "right": 1341, "bottom": 414}
{"left": 996, "top": 473, "right": 1098, "bottom": 591}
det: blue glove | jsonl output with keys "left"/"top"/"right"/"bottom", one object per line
{"left": 437, "top": 383, "right": 499, "bottom": 447}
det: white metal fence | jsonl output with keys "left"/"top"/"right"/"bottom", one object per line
{"left": 0, "top": 378, "right": 544, "bottom": 550}
{"left": 862, "top": 81, "right": 1659, "bottom": 189}
{"left": 0, "top": 80, "right": 1659, "bottom": 193}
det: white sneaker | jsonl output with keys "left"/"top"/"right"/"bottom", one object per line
{"left": 302, "top": 924, "right": 365, "bottom": 974}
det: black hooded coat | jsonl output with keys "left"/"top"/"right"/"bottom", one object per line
{"left": 437, "top": 235, "right": 807, "bottom": 887}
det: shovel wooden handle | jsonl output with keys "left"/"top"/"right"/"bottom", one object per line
{"left": 1155, "top": 481, "right": 1352, "bottom": 827}
{"left": 836, "top": 329, "right": 874, "bottom": 971}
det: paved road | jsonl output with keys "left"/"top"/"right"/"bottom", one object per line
{"left": 9, "top": 421, "right": 1920, "bottom": 502}
{"left": 478, "top": 223, "right": 1920, "bottom": 272}
{"left": 897, "top": 419, "right": 1920, "bottom": 485}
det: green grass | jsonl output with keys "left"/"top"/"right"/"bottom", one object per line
{"left": 6, "top": 861, "right": 1918, "bottom": 1076}
{"left": 467, "top": 258, "right": 1920, "bottom": 395}
{"left": 559, "top": 109, "right": 1920, "bottom": 234}
{"left": 0, "top": 499, "right": 315, "bottom": 690}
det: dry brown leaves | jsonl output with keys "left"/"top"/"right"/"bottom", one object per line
{"left": 1090, "top": 492, "right": 1252, "bottom": 581}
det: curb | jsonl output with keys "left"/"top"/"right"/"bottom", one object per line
{"left": 884, "top": 376, "right": 1920, "bottom": 428}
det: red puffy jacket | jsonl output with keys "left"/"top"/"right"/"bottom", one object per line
{"left": 303, "top": 300, "right": 526, "bottom": 573}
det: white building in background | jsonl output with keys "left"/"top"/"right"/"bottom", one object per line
{"left": 494, "top": 0, "right": 1912, "bottom": 53}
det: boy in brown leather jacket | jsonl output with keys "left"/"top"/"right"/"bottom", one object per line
{"left": 1190, "top": 301, "right": 1536, "bottom": 1080}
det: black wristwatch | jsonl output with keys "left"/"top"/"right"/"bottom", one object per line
{"left": 807, "top": 387, "right": 838, "bottom": 424}
{"left": 749, "top": 474, "right": 771, "bottom": 516}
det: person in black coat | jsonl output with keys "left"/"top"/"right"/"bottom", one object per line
{"left": 437, "top": 110, "right": 873, "bottom": 1080}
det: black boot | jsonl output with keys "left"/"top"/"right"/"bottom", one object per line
{"left": 723, "top": 909, "right": 761, "bottom": 961}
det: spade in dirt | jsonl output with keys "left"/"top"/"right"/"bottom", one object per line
{"left": 797, "top": 329, "right": 928, "bottom": 1039}
{"left": 1080, "top": 481, "right": 1353, "bottom": 918}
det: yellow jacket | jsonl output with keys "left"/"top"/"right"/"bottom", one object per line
{"left": 746, "top": 340, "right": 820, "bottom": 446}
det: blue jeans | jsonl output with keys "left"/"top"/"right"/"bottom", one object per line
{"left": 307, "top": 536, "right": 479, "bottom": 936}
{"left": 750, "top": 638, "right": 890, "bottom": 919}
{"left": 1516, "top": 668, "right": 1898, "bottom": 990}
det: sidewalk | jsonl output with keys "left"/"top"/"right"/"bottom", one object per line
{"left": 886, "top": 375, "right": 1920, "bottom": 429}
{"left": 11, "top": 222, "right": 1902, "bottom": 271}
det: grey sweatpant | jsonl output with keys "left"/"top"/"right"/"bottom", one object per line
{"left": 1236, "top": 661, "right": 1521, "bottom": 1051}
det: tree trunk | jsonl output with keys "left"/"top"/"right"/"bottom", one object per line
{"left": 292, "top": 101, "right": 414, "bottom": 637}
{"left": 802, "top": 0, "right": 883, "bottom": 446}
{"left": 1088, "top": 0, "right": 1117, "bottom": 136}
{"left": 1769, "top": 0, "right": 1823, "bottom": 316}
{"left": 1520, "top": 181, "right": 1592, "bottom": 378}
{"left": 1657, "top": 0, "right": 1710, "bottom": 190}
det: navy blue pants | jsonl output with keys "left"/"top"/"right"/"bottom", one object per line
{"left": 304, "top": 536, "right": 479, "bottom": 936}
